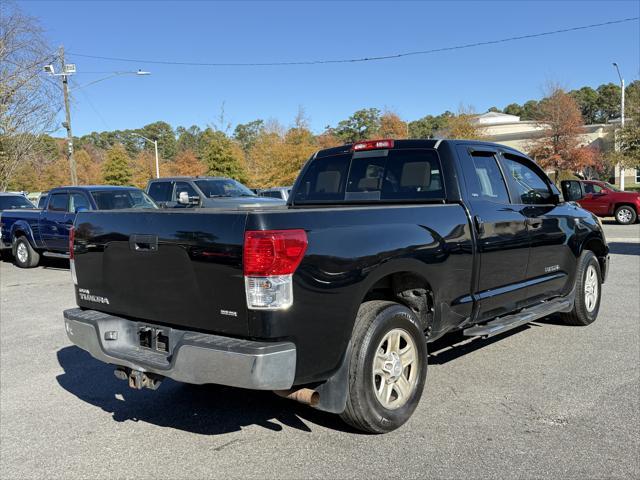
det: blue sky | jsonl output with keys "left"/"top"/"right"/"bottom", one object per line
{"left": 19, "top": 0, "right": 640, "bottom": 136}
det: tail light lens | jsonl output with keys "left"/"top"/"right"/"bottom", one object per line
{"left": 69, "top": 226, "right": 77, "bottom": 285}
{"left": 243, "top": 229, "right": 307, "bottom": 310}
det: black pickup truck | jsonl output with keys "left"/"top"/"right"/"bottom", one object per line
{"left": 63, "top": 139, "right": 609, "bottom": 433}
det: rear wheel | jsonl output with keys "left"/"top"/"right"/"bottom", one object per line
{"left": 614, "top": 205, "right": 637, "bottom": 225}
{"left": 13, "top": 236, "right": 40, "bottom": 268}
{"left": 340, "top": 301, "right": 427, "bottom": 433}
{"left": 560, "top": 251, "right": 601, "bottom": 326}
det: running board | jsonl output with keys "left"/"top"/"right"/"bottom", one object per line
{"left": 463, "top": 295, "right": 574, "bottom": 338}
{"left": 42, "top": 252, "right": 70, "bottom": 259}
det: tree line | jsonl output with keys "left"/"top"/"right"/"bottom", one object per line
{"left": 4, "top": 78, "right": 638, "bottom": 193}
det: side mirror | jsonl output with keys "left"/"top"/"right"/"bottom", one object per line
{"left": 177, "top": 191, "right": 200, "bottom": 205}
{"left": 560, "top": 180, "right": 584, "bottom": 202}
{"left": 75, "top": 206, "right": 88, "bottom": 213}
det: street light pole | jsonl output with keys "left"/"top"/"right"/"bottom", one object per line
{"left": 133, "top": 133, "right": 160, "bottom": 178}
{"left": 44, "top": 52, "right": 150, "bottom": 186}
{"left": 60, "top": 46, "right": 78, "bottom": 186}
{"left": 613, "top": 62, "right": 625, "bottom": 191}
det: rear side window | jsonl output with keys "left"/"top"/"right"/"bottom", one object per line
{"left": 293, "top": 149, "right": 443, "bottom": 203}
{"left": 48, "top": 193, "right": 69, "bottom": 212}
{"left": 148, "top": 181, "right": 173, "bottom": 202}
{"left": 462, "top": 152, "right": 510, "bottom": 204}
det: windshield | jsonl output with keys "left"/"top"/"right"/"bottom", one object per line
{"left": 194, "top": 179, "right": 256, "bottom": 198}
{"left": 604, "top": 182, "right": 621, "bottom": 192}
{"left": 91, "top": 189, "right": 158, "bottom": 210}
{"left": 0, "top": 195, "right": 35, "bottom": 210}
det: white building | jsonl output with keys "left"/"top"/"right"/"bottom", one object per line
{"left": 473, "top": 112, "right": 638, "bottom": 188}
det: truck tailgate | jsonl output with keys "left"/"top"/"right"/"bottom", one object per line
{"left": 73, "top": 210, "right": 249, "bottom": 335}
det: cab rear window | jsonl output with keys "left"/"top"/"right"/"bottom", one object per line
{"left": 292, "top": 149, "right": 444, "bottom": 204}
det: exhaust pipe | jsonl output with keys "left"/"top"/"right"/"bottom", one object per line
{"left": 274, "top": 388, "right": 319, "bottom": 407}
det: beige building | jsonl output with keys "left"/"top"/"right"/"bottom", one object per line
{"left": 472, "top": 112, "right": 640, "bottom": 188}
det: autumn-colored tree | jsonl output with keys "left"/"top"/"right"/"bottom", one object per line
{"left": 247, "top": 124, "right": 316, "bottom": 188}
{"left": 76, "top": 149, "right": 103, "bottom": 185}
{"left": 102, "top": 145, "right": 133, "bottom": 185}
{"left": 130, "top": 150, "right": 156, "bottom": 188}
{"left": 201, "top": 131, "right": 248, "bottom": 183}
{"left": 173, "top": 149, "right": 206, "bottom": 176}
{"left": 441, "top": 107, "right": 485, "bottom": 140}
{"left": 527, "top": 88, "right": 596, "bottom": 180}
{"left": 379, "top": 111, "right": 408, "bottom": 139}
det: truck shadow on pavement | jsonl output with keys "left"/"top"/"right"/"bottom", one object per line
{"left": 56, "top": 325, "right": 538, "bottom": 434}
{"left": 55, "top": 346, "right": 353, "bottom": 435}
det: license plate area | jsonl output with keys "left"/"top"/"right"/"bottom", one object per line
{"left": 138, "top": 326, "right": 170, "bottom": 353}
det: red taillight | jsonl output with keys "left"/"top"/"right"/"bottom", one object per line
{"left": 69, "top": 226, "right": 75, "bottom": 260}
{"left": 243, "top": 229, "right": 308, "bottom": 276}
{"left": 352, "top": 139, "right": 394, "bottom": 151}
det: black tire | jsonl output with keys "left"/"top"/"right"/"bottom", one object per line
{"left": 13, "top": 236, "right": 40, "bottom": 268}
{"left": 340, "top": 300, "right": 428, "bottom": 433}
{"left": 560, "top": 251, "right": 601, "bottom": 326}
{"left": 614, "top": 205, "right": 637, "bottom": 225}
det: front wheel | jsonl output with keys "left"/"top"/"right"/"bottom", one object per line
{"left": 614, "top": 205, "right": 637, "bottom": 225}
{"left": 560, "top": 251, "right": 601, "bottom": 326}
{"left": 340, "top": 301, "right": 427, "bottom": 433}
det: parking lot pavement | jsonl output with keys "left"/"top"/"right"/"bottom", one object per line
{"left": 1, "top": 225, "right": 638, "bottom": 480}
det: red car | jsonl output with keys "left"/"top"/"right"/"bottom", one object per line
{"left": 578, "top": 180, "right": 640, "bottom": 225}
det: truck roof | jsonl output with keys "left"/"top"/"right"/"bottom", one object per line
{"left": 47, "top": 185, "right": 140, "bottom": 192}
{"left": 147, "top": 176, "right": 231, "bottom": 182}
{"left": 314, "top": 139, "right": 530, "bottom": 159}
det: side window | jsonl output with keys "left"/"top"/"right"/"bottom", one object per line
{"left": 583, "top": 183, "right": 594, "bottom": 194}
{"left": 501, "top": 154, "right": 553, "bottom": 205}
{"left": 48, "top": 193, "right": 69, "bottom": 212}
{"left": 461, "top": 152, "right": 510, "bottom": 203}
{"left": 147, "top": 181, "right": 173, "bottom": 202}
{"left": 173, "top": 181, "right": 198, "bottom": 200}
{"left": 294, "top": 155, "right": 350, "bottom": 202}
{"left": 69, "top": 193, "right": 91, "bottom": 212}
{"left": 592, "top": 184, "right": 603, "bottom": 194}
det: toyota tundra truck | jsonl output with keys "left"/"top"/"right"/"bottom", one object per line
{"left": 63, "top": 139, "right": 609, "bottom": 433}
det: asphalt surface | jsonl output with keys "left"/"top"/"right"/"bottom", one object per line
{"left": 1, "top": 223, "right": 638, "bottom": 479}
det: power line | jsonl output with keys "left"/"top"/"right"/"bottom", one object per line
{"left": 68, "top": 17, "right": 638, "bottom": 67}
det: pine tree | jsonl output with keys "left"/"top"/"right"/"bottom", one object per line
{"left": 102, "top": 144, "right": 132, "bottom": 185}
{"left": 201, "top": 131, "right": 248, "bottom": 183}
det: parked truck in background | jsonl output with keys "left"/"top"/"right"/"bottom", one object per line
{"left": 0, "top": 185, "right": 157, "bottom": 268}
{"left": 146, "top": 176, "right": 285, "bottom": 208}
{"left": 64, "top": 139, "right": 608, "bottom": 433}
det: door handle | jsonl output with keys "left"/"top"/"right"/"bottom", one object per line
{"left": 473, "top": 215, "right": 484, "bottom": 235}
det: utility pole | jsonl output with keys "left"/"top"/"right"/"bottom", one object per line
{"left": 60, "top": 46, "right": 78, "bottom": 185}
{"left": 613, "top": 62, "right": 625, "bottom": 191}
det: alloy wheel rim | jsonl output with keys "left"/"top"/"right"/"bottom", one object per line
{"left": 617, "top": 208, "right": 632, "bottom": 223}
{"left": 372, "top": 328, "right": 419, "bottom": 410}
{"left": 584, "top": 265, "right": 599, "bottom": 312}
{"left": 16, "top": 243, "right": 28, "bottom": 263}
